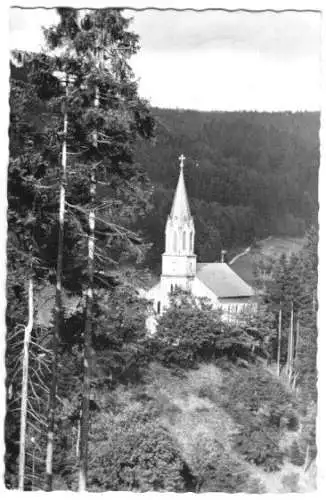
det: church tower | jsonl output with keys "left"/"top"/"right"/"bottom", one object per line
{"left": 161, "top": 155, "right": 196, "bottom": 294}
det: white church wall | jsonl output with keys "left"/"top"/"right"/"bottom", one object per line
{"left": 145, "top": 314, "right": 158, "bottom": 336}
{"left": 145, "top": 283, "right": 164, "bottom": 314}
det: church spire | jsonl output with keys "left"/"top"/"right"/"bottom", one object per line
{"left": 170, "top": 154, "right": 191, "bottom": 220}
{"left": 162, "top": 153, "right": 196, "bottom": 281}
{"left": 164, "top": 154, "right": 195, "bottom": 260}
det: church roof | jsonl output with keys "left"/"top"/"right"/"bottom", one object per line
{"left": 196, "top": 263, "right": 255, "bottom": 298}
{"left": 169, "top": 166, "right": 192, "bottom": 220}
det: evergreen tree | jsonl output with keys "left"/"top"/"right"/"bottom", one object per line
{"left": 9, "top": 8, "right": 154, "bottom": 489}
{"left": 25, "top": 7, "right": 155, "bottom": 490}
{"left": 262, "top": 227, "right": 318, "bottom": 415}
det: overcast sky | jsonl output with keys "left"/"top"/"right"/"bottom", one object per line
{"left": 9, "top": 7, "right": 322, "bottom": 111}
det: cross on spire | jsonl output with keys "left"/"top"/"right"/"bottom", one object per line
{"left": 169, "top": 153, "right": 191, "bottom": 220}
{"left": 179, "top": 154, "right": 186, "bottom": 170}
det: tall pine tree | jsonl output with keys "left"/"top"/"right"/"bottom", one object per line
{"left": 38, "top": 8, "right": 154, "bottom": 490}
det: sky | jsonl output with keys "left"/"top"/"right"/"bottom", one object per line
{"left": 9, "top": 7, "right": 322, "bottom": 111}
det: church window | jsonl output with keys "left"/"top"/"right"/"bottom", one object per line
{"left": 173, "top": 231, "right": 177, "bottom": 252}
{"left": 182, "top": 231, "right": 186, "bottom": 250}
{"left": 157, "top": 301, "right": 161, "bottom": 314}
{"left": 189, "top": 231, "right": 193, "bottom": 252}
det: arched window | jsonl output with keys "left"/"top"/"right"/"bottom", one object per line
{"left": 182, "top": 231, "right": 186, "bottom": 251}
{"left": 170, "top": 284, "right": 174, "bottom": 293}
{"left": 189, "top": 231, "right": 193, "bottom": 252}
{"left": 157, "top": 301, "right": 161, "bottom": 314}
{"left": 173, "top": 231, "right": 177, "bottom": 253}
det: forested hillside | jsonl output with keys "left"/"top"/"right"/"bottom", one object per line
{"left": 135, "top": 109, "right": 319, "bottom": 270}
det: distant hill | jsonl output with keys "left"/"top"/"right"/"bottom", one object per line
{"left": 135, "top": 108, "right": 319, "bottom": 270}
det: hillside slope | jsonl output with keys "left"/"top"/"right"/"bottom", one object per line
{"left": 88, "top": 361, "right": 316, "bottom": 493}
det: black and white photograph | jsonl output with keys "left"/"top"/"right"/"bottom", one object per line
{"left": 5, "top": 0, "right": 322, "bottom": 493}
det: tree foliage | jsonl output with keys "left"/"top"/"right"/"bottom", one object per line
{"left": 149, "top": 289, "right": 272, "bottom": 368}
{"left": 88, "top": 418, "right": 187, "bottom": 492}
{"left": 253, "top": 227, "right": 318, "bottom": 467}
{"left": 7, "top": 7, "right": 155, "bottom": 489}
{"left": 262, "top": 227, "right": 318, "bottom": 397}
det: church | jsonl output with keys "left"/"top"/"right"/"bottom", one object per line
{"left": 145, "top": 155, "right": 257, "bottom": 331}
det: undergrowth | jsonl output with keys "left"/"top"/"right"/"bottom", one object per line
{"left": 82, "top": 360, "right": 315, "bottom": 493}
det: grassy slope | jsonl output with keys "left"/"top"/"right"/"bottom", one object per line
{"left": 106, "top": 362, "right": 315, "bottom": 493}
{"left": 230, "top": 236, "right": 305, "bottom": 286}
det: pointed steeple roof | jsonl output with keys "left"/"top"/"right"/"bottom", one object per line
{"left": 170, "top": 154, "right": 192, "bottom": 220}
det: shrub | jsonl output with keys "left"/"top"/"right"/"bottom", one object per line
{"left": 233, "top": 427, "right": 284, "bottom": 472}
{"left": 244, "top": 476, "right": 266, "bottom": 493}
{"left": 198, "top": 454, "right": 249, "bottom": 493}
{"left": 88, "top": 421, "right": 187, "bottom": 492}
{"left": 289, "top": 440, "right": 305, "bottom": 467}
{"left": 183, "top": 431, "right": 248, "bottom": 493}
{"left": 221, "top": 365, "right": 298, "bottom": 431}
{"left": 198, "top": 385, "right": 217, "bottom": 401}
{"left": 281, "top": 472, "right": 300, "bottom": 492}
{"left": 151, "top": 290, "right": 267, "bottom": 369}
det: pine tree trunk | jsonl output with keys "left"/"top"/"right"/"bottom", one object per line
{"left": 18, "top": 278, "right": 34, "bottom": 491}
{"left": 277, "top": 307, "right": 282, "bottom": 376}
{"left": 304, "top": 444, "right": 311, "bottom": 472}
{"left": 292, "top": 318, "right": 300, "bottom": 389}
{"left": 76, "top": 409, "right": 81, "bottom": 457}
{"left": 288, "top": 303, "right": 294, "bottom": 382}
{"left": 295, "top": 318, "right": 300, "bottom": 359}
{"left": 78, "top": 80, "right": 99, "bottom": 491}
{"left": 45, "top": 84, "right": 68, "bottom": 491}
{"left": 78, "top": 167, "right": 96, "bottom": 491}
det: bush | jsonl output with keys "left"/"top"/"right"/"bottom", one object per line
{"left": 151, "top": 290, "right": 268, "bottom": 369}
{"left": 221, "top": 365, "right": 298, "bottom": 430}
{"left": 289, "top": 440, "right": 305, "bottom": 467}
{"left": 183, "top": 431, "right": 248, "bottom": 493}
{"left": 233, "top": 427, "right": 284, "bottom": 472}
{"left": 198, "top": 454, "right": 249, "bottom": 493}
{"left": 152, "top": 292, "right": 222, "bottom": 369}
{"left": 282, "top": 472, "right": 300, "bottom": 492}
{"left": 88, "top": 420, "right": 187, "bottom": 492}
{"left": 198, "top": 385, "right": 217, "bottom": 401}
{"left": 244, "top": 476, "right": 266, "bottom": 493}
